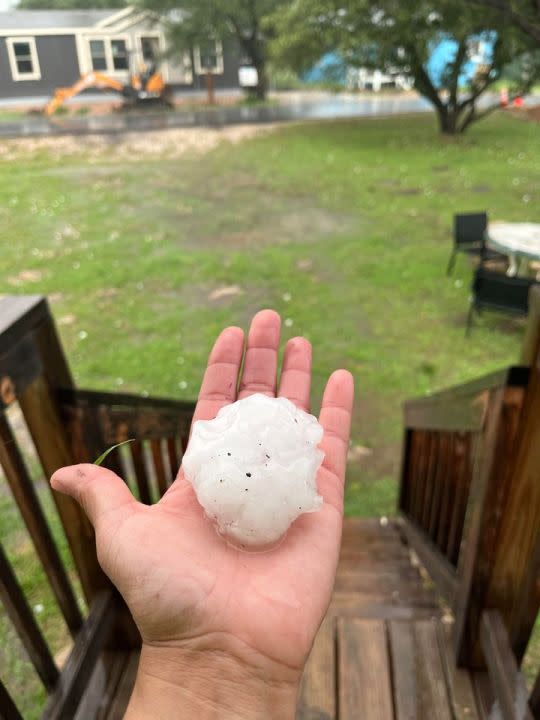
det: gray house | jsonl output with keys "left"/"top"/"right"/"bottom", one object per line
{"left": 0, "top": 6, "right": 243, "bottom": 99}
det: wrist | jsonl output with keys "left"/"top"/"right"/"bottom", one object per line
{"left": 125, "top": 638, "right": 300, "bottom": 720}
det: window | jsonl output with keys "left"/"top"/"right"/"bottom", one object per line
{"left": 194, "top": 39, "right": 224, "bottom": 75}
{"left": 89, "top": 39, "right": 107, "bottom": 71}
{"left": 87, "top": 37, "right": 130, "bottom": 73}
{"left": 140, "top": 36, "right": 161, "bottom": 65}
{"left": 111, "top": 39, "right": 128, "bottom": 70}
{"left": 6, "top": 37, "right": 40, "bottom": 81}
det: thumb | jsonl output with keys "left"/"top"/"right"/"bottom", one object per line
{"left": 51, "top": 463, "right": 136, "bottom": 527}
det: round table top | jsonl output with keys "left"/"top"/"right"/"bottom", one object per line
{"left": 487, "top": 222, "right": 540, "bottom": 259}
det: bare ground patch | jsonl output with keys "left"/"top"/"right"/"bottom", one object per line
{"left": 0, "top": 124, "right": 278, "bottom": 163}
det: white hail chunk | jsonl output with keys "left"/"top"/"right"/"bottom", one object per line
{"left": 182, "top": 393, "right": 325, "bottom": 547}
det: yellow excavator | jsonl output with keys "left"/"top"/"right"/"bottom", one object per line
{"left": 44, "top": 62, "right": 173, "bottom": 116}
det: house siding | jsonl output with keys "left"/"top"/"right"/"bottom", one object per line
{"left": 0, "top": 34, "right": 80, "bottom": 98}
{"left": 190, "top": 37, "right": 242, "bottom": 91}
{"left": 0, "top": 11, "right": 243, "bottom": 101}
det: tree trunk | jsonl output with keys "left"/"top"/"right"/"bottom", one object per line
{"left": 254, "top": 62, "right": 268, "bottom": 101}
{"left": 436, "top": 105, "right": 463, "bottom": 135}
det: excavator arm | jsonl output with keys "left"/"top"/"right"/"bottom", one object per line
{"left": 44, "top": 72, "right": 125, "bottom": 116}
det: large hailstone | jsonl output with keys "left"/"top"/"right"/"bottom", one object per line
{"left": 182, "top": 393, "right": 325, "bottom": 547}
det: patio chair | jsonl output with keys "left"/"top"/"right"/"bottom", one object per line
{"left": 466, "top": 267, "right": 535, "bottom": 335}
{"left": 447, "top": 212, "right": 507, "bottom": 276}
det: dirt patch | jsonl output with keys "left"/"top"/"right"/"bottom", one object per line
{"left": 0, "top": 124, "right": 278, "bottom": 163}
{"left": 166, "top": 200, "right": 358, "bottom": 251}
{"left": 505, "top": 104, "right": 540, "bottom": 123}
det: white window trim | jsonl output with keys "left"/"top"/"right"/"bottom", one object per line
{"left": 6, "top": 36, "right": 41, "bottom": 81}
{"left": 84, "top": 35, "right": 131, "bottom": 76}
{"left": 194, "top": 39, "right": 224, "bottom": 75}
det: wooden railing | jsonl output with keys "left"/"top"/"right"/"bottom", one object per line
{"left": 0, "top": 295, "right": 195, "bottom": 718}
{"left": 400, "top": 366, "right": 529, "bottom": 603}
{"left": 399, "top": 286, "right": 540, "bottom": 717}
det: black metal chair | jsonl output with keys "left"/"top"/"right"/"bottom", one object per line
{"left": 447, "top": 212, "right": 507, "bottom": 276}
{"left": 466, "top": 267, "right": 535, "bottom": 335}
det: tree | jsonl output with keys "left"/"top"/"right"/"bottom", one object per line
{"left": 142, "top": 0, "right": 287, "bottom": 100}
{"left": 18, "top": 0, "right": 125, "bottom": 8}
{"left": 271, "top": 0, "right": 540, "bottom": 134}
{"left": 469, "top": 0, "right": 540, "bottom": 45}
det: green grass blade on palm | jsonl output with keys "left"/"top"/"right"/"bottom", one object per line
{"left": 94, "top": 439, "right": 134, "bottom": 466}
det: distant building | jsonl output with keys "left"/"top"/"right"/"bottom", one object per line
{"left": 304, "top": 37, "right": 494, "bottom": 92}
{"left": 0, "top": 6, "right": 243, "bottom": 100}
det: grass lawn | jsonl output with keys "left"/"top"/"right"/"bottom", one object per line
{"left": 1, "top": 113, "right": 539, "bottom": 713}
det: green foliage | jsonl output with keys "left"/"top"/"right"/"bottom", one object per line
{"left": 469, "top": 0, "right": 540, "bottom": 45}
{"left": 270, "top": 0, "right": 540, "bottom": 133}
{"left": 18, "top": 0, "right": 125, "bottom": 8}
{"left": 140, "top": 0, "right": 287, "bottom": 98}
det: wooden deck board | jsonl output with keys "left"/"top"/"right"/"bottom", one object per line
{"left": 297, "top": 616, "right": 336, "bottom": 720}
{"left": 338, "top": 618, "right": 394, "bottom": 720}
{"left": 299, "top": 518, "right": 483, "bottom": 720}
{"left": 91, "top": 519, "right": 483, "bottom": 719}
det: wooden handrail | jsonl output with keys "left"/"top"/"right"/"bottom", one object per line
{"left": 480, "top": 610, "right": 533, "bottom": 720}
{"left": 400, "top": 285, "right": 540, "bottom": 676}
{"left": 0, "top": 295, "right": 196, "bottom": 717}
{"left": 404, "top": 366, "right": 528, "bottom": 431}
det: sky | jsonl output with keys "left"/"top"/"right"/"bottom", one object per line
{"left": 0, "top": 0, "right": 15, "bottom": 10}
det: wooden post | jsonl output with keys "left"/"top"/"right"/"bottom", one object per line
{"left": 521, "top": 285, "right": 540, "bottom": 365}
{"left": 454, "top": 290, "right": 540, "bottom": 668}
{"left": 205, "top": 71, "right": 215, "bottom": 104}
{"left": 0, "top": 296, "right": 109, "bottom": 602}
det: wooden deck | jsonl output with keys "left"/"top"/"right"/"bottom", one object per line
{"left": 99, "top": 518, "right": 486, "bottom": 719}
{"left": 298, "top": 518, "right": 487, "bottom": 720}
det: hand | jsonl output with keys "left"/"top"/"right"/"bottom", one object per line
{"left": 51, "top": 310, "right": 354, "bottom": 719}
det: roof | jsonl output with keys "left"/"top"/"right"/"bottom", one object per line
{"left": 0, "top": 9, "right": 121, "bottom": 30}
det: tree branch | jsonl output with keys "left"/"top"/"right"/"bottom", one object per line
{"left": 458, "top": 63, "right": 499, "bottom": 110}
{"left": 467, "top": 0, "right": 540, "bottom": 44}
{"left": 449, "top": 39, "right": 468, "bottom": 109}
{"left": 405, "top": 44, "right": 446, "bottom": 113}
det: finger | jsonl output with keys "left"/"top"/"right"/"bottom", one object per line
{"left": 238, "top": 309, "right": 281, "bottom": 399}
{"left": 51, "top": 464, "right": 136, "bottom": 528}
{"left": 278, "top": 336, "right": 312, "bottom": 411}
{"left": 317, "top": 370, "right": 354, "bottom": 508}
{"left": 192, "top": 326, "right": 245, "bottom": 424}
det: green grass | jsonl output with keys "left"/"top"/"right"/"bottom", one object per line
{"left": 1, "top": 113, "right": 539, "bottom": 707}
{"left": 2, "top": 113, "right": 537, "bottom": 505}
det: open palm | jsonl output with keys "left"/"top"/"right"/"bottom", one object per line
{"left": 52, "top": 310, "right": 354, "bottom": 684}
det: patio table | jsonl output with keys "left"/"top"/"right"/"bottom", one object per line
{"left": 486, "top": 222, "right": 540, "bottom": 276}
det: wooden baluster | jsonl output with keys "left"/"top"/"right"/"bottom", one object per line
{"left": 17, "top": 375, "right": 108, "bottom": 602}
{"left": 150, "top": 439, "right": 167, "bottom": 498}
{"left": 436, "top": 433, "right": 455, "bottom": 555}
{"left": 42, "top": 591, "right": 117, "bottom": 720}
{"left": 0, "top": 543, "right": 59, "bottom": 691}
{"left": 428, "top": 433, "right": 448, "bottom": 542}
{"left": 398, "top": 429, "right": 414, "bottom": 517}
{"left": 445, "top": 433, "right": 471, "bottom": 566}
{"left": 129, "top": 440, "right": 152, "bottom": 505}
{"left": 0, "top": 413, "right": 83, "bottom": 635}
{"left": 0, "top": 679, "right": 24, "bottom": 720}
{"left": 411, "top": 432, "right": 429, "bottom": 526}
{"left": 167, "top": 437, "right": 181, "bottom": 482}
{"left": 421, "top": 432, "right": 438, "bottom": 533}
